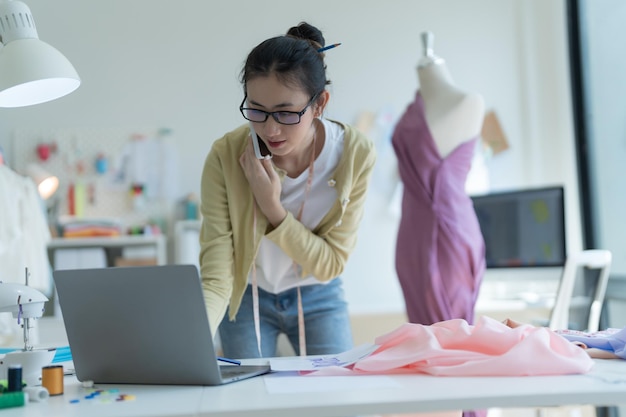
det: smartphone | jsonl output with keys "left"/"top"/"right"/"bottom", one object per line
{"left": 250, "top": 123, "right": 272, "bottom": 159}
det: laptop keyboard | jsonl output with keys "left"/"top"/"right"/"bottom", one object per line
{"left": 219, "top": 365, "right": 269, "bottom": 380}
{"left": 220, "top": 367, "right": 254, "bottom": 377}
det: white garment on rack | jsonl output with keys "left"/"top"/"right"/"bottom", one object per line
{"left": 0, "top": 164, "right": 52, "bottom": 289}
{"left": 114, "top": 136, "right": 180, "bottom": 200}
{"left": 0, "top": 164, "right": 52, "bottom": 342}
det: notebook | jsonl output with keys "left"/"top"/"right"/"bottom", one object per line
{"left": 53, "top": 264, "right": 270, "bottom": 385}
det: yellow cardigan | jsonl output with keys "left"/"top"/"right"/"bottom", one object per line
{"left": 199, "top": 120, "right": 376, "bottom": 334}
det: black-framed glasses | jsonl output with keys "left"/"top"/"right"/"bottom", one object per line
{"left": 239, "top": 94, "right": 318, "bottom": 125}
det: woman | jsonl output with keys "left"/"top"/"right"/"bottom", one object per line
{"left": 199, "top": 22, "right": 376, "bottom": 358}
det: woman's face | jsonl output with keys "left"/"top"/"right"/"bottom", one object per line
{"left": 245, "top": 74, "right": 319, "bottom": 159}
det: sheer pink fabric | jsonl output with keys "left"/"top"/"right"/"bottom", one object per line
{"left": 311, "top": 316, "right": 594, "bottom": 376}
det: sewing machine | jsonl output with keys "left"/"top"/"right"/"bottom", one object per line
{"left": 0, "top": 268, "right": 56, "bottom": 386}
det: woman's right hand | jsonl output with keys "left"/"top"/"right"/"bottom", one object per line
{"left": 239, "top": 136, "right": 288, "bottom": 227}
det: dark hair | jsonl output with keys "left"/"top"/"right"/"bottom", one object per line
{"left": 240, "top": 22, "right": 330, "bottom": 98}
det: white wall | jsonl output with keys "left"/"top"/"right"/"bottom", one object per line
{"left": 0, "top": 0, "right": 580, "bottom": 314}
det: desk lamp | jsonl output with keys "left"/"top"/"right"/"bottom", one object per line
{"left": 0, "top": 0, "right": 80, "bottom": 107}
{"left": 0, "top": 268, "right": 56, "bottom": 386}
{"left": 26, "top": 163, "right": 59, "bottom": 200}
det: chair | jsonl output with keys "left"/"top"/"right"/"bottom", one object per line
{"left": 549, "top": 249, "right": 612, "bottom": 332}
{"left": 534, "top": 251, "right": 612, "bottom": 417}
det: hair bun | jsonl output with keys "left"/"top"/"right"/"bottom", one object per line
{"left": 287, "top": 22, "right": 325, "bottom": 49}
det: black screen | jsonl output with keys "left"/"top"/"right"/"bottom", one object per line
{"left": 471, "top": 186, "right": 566, "bottom": 268}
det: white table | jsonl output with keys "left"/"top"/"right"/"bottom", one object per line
{"left": 2, "top": 359, "right": 625, "bottom": 417}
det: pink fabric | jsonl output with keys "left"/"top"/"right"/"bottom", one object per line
{"left": 310, "top": 316, "right": 594, "bottom": 377}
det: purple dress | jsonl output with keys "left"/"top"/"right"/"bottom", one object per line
{"left": 392, "top": 91, "right": 486, "bottom": 326}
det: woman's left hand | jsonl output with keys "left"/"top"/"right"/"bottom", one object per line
{"left": 239, "top": 137, "right": 287, "bottom": 227}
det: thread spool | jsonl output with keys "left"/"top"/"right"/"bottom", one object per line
{"left": 23, "top": 386, "right": 49, "bottom": 402}
{"left": 0, "top": 392, "right": 26, "bottom": 409}
{"left": 7, "top": 364, "right": 22, "bottom": 392}
{"left": 41, "top": 365, "right": 64, "bottom": 396}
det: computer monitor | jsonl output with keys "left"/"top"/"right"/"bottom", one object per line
{"left": 471, "top": 186, "right": 566, "bottom": 268}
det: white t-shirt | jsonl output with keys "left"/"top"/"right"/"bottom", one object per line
{"left": 251, "top": 118, "right": 344, "bottom": 293}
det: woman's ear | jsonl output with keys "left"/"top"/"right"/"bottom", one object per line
{"left": 314, "top": 90, "right": 330, "bottom": 117}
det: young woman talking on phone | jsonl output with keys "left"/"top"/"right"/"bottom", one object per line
{"left": 199, "top": 22, "right": 376, "bottom": 359}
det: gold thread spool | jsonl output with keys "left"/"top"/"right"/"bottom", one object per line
{"left": 41, "top": 365, "right": 64, "bottom": 396}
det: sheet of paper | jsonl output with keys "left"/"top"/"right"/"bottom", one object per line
{"left": 269, "top": 343, "right": 378, "bottom": 371}
{"left": 264, "top": 374, "right": 400, "bottom": 394}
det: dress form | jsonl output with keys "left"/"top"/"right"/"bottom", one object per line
{"left": 391, "top": 28, "right": 487, "bottom": 327}
{"left": 417, "top": 31, "right": 484, "bottom": 158}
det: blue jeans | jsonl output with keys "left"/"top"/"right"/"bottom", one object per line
{"left": 218, "top": 279, "right": 353, "bottom": 358}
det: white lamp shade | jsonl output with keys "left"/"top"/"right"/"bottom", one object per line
{"left": 26, "top": 163, "right": 59, "bottom": 200}
{"left": 0, "top": 0, "right": 80, "bottom": 107}
{"left": 0, "top": 38, "right": 80, "bottom": 107}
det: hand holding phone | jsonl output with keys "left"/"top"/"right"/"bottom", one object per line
{"left": 250, "top": 123, "right": 272, "bottom": 159}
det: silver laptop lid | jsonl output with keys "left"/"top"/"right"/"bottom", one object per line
{"left": 53, "top": 264, "right": 268, "bottom": 385}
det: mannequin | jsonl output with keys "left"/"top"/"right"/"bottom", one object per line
{"left": 392, "top": 28, "right": 488, "bottom": 417}
{"left": 417, "top": 31, "right": 485, "bottom": 157}
{"left": 391, "top": 31, "right": 486, "bottom": 327}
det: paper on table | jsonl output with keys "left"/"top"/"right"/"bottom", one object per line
{"left": 269, "top": 343, "right": 379, "bottom": 371}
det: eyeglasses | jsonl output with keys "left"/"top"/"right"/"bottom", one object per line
{"left": 239, "top": 94, "right": 318, "bottom": 125}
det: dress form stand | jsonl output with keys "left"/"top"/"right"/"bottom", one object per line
{"left": 417, "top": 31, "right": 484, "bottom": 158}
{"left": 393, "top": 29, "right": 488, "bottom": 417}
{"left": 391, "top": 29, "right": 487, "bottom": 326}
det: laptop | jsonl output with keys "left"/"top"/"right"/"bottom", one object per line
{"left": 53, "top": 264, "right": 270, "bottom": 385}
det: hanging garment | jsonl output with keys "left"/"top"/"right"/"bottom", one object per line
{"left": 0, "top": 164, "right": 52, "bottom": 291}
{"left": 0, "top": 164, "right": 52, "bottom": 342}
{"left": 391, "top": 91, "right": 485, "bottom": 325}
